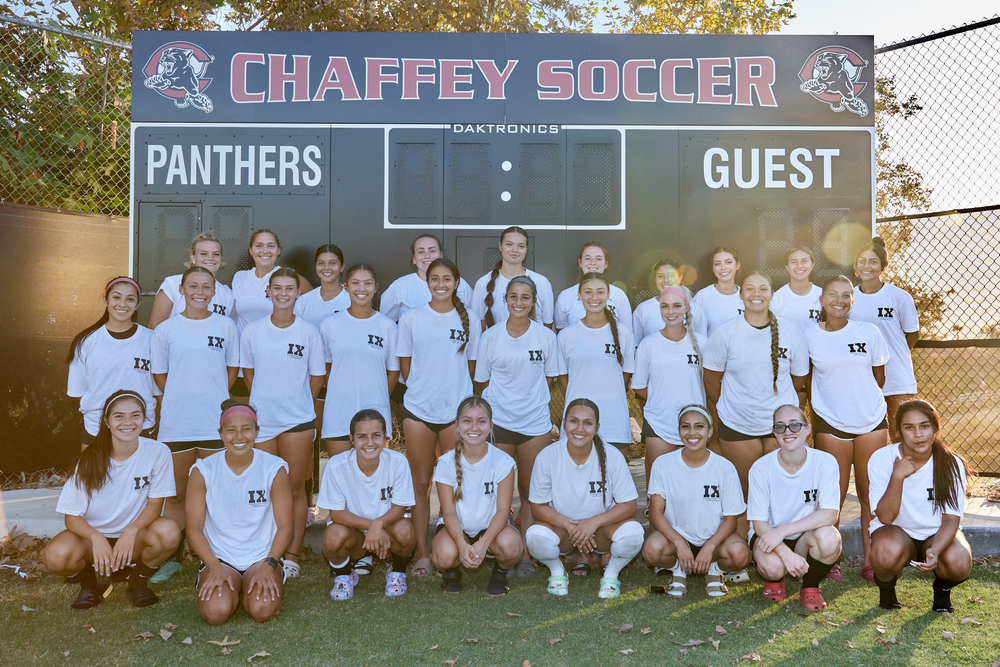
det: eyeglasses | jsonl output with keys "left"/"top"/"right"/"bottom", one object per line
{"left": 772, "top": 422, "right": 806, "bottom": 434}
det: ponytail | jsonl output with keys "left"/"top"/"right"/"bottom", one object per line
{"left": 483, "top": 260, "right": 503, "bottom": 329}
{"left": 685, "top": 310, "right": 703, "bottom": 373}
{"left": 767, "top": 310, "right": 780, "bottom": 393}
{"left": 67, "top": 276, "right": 141, "bottom": 364}
{"left": 894, "top": 400, "right": 972, "bottom": 515}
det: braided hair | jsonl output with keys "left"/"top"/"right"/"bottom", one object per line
{"left": 894, "top": 400, "right": 972, "bottom": 515}
{"left": 428, "top": 258, "right": 470, "bottom": 353}
{"left": 565, "top": 398, "right": 608, "bottom": 506}
{"left": 452, "top": 396, "right": 494, "bottom": 502}
{"left": 579, "top": 272, "right": 623, "bottom": 366}
{"left": 484, "top": 226, "right": 529, "bottom": 328}
{"left": 816, "top": 275, "right": 854, "bottom": 324}
{"left": 741, "top": 272, "right": 779, "bottom": 393}
{"left": 663, "top": 285, "right": 702, "bottom": 373}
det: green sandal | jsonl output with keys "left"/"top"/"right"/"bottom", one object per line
{"left": 547, "top": 574, "right": 569, "bottom": 596}
{"left": 598, "top": 577, "right": 621, "bottom": 599}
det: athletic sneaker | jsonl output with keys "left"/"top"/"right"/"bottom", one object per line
{"left": 354, "top": 555, "right": 373, "bottom": 576}
{"left": 149, "top": 559, "right": 181, "bottom": 583}
{"left": 330, "top": 574, "right": 355, "bottom": 601}
{"left": 385, "top": 570, "right": 408, "bottom": 597}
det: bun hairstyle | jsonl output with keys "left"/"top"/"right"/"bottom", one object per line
{"left": 345, "top": 263, "right": 378, "bottom": 283}
{"left": 185, "top": 233, "right": 225, "bottom": 269}
{"left": 484, "top": 226, "right": 529, "bottom": 328}
{"left": 741, "top": 272, "right": 779, "bottom": 393}
{"left": 181, "top": 265, "right": 216, "bottom": 285}
{"left": 579, "top": 272, "right": 624, "bottom": 366}
{"left": 855, "top": 236, "right": 888, "bottom": 269}
{"left": 894, "top": 400, "right": 971, "bottom": 515}
{"left": 314, "top": 243, "right": 345, "bottom": 265}
{"left": 506, "top": 275, "right": 538, "bottom": 321}
{"left": 349, "top": 408, "right": 387, "bottom": 438}
{"left": 218, "top": 398, "right": 258, "bottom": 431}
{"left": 816, "top": 274, "right": 854, "bottom": 323}
{"left": 783, "top": 245, "right": 816, "bottom": 265}
{"left": 565, "top": 398, "right": 608, "bottom": 505}
{"left": 452, "top": 395, "right": 494, "bottom": 502}
{"left": 249, "top": 228, "right": 281, "bottom": 251}
{"left": 268, "top": 266, "right": 300, "bottom": 286}
{"left": 74, "top": 390, "right": 147, "bottom": 499}
{"left": 66, "top": 276, "right": 142, "bottom": 364}
{"left": 428, "top": 258, "right": 470, "bottom": 353}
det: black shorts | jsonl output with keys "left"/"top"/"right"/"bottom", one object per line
{"left": 282, "top": 421, "right": 316, "bottom": 435}
{"left": 230, "top": 377, "right": 250, "bottom": 397}
{"left": 812, "top": 413, "right": 889, "bottom": 440}
{"left": 401, "top": 407, "right": 454, "bottom": 434}
{"left": 492, "top": 424, "right": 543, "bottom": 446}
{"left": 750, "top": 533, "right": 801, "bottom": 554}
{"left": 435, "top": 525, "right": 497, "bottom": 558}
{"left": 197, "top": 559, "right": 257, "bottom": 580}
{"left": 165, "top": 439, "right": 224, "bottom": 454}
{"left": 640, "top": 419, "right": 674, "bottom": 443}
{"left": 390, "top": 383, "right": 407, "bottom": 405}
{"left": 316, "top": 386, "right": 327, "bottom": 400}
{"left": 607, "top": 442, "right": 631, "bottom": 451}
{"left": 718, "top": 420, "right": 769, "bottom": 442}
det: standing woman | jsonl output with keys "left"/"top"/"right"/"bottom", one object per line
{"left": 186, "top": 400, "right": 292, "bottom": 625}
{"left": 150, "top": 267, "right": 240, "bottom": 581}
{"left": 526, "top": 399, "right": 643, "bottom": 599}
{"left": 241, "top": 268, "right": 326, "bottom": 579}
{"left": 475, "top": 277, "right": 558, "bottom": 577}
{"left": 554, "top": 242, "right": 632, "bottom": 333}
{"left": 770, "top": 247, "right": 823, "bottom": 332}
{"left": 805, "top": 275, "right": 890, "bottom": 582}
{"left": 850, "top": 237, "right": 920, "bottom": 441}
{"left": 379, "top": 234, "right": 474, "bottom": 323}
{"left": 869, "top": 400, "right": 972, "bottom": 612}
{"left": 691, "top": 247, "right": 743, "bottom": 339}
{"left": 320, "top": 264, "right": 400, "bottom": 456}
{"left": 632, "top": 258, "right": 684, "bottom": 344}
{"left": 631, "top": 286, "right": 706, "bottom": 487}
{"left": 67, "top": 276, "right": 157, "bottom": 449}
{"left": 147, "top": 233, "right": 235, "bottom": 329}
{"left": 43, "top": 390, "right": 179, "bottom": 609}
{"left": 472, "top": 226, "right": 554, "bottom": 330}
{"left": 557, "top": 273, "right": 636, "bottom": 452}
{"left": 431, "top": 397, "right": 523, "bottom": 595}
{"left": 396, "top": 258, "right": 480, "bottom": 576}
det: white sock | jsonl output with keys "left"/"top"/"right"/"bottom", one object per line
{"left": 525, "top": 525, "right": 564, "bottom": 577}
{"left": 708, "top": 561, "right": 723, "bottom": 576}
{"left": 604, "top": 522, "right": 644, "bottom": 580}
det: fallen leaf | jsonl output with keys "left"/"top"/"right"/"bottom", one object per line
{"left": 715, "top": 625, "right": 728, "bottom": 635}
{"left": 221, "top": 648, "right": 232, "bottom": 655}
{"left": 182, "top": 637, "right": 192, "bottom": 645}
{"left": 712, "top": 639, "right": 721, "bottom": 650}
{"left": 522, "top": 662, "right": 531, "bottom": 667}
{"left": 992, "top": 662, "right": 1000, "bottom": 667}
{"left": 942, "top": 631, "right": 955, "bottom": 641}
{"left": 507, "top": 612, "right": 521, "bottom": 617}
{"left": 812, "top": 639, "right": 819, "bottom": 647}
{"left": 877, "top": 636, "right": 901, "bottom": 646}
{"left": 463, "top": 638, "right": 478, "bottom": 644}
{"left": 618, "top": 623, "right": 634, "bottom": 633}
{"left": 620, "top": 648, "right": 635, "bottom": 655}
{"left": 248, "top": 651, "right": 271, "bottom": 662}
{"left": 163, "top": 623, "right": 178, "bottom": 630}
{"left": 875, "top": 625, "right": 887, "bottom": 634}
{"left": 443, "top": 661, "right": 456, "bottom": 667}
{"left": 429, "top": 646, "right": 438, "bottom": 651}
{"left": 741, "top": 653, "right": 762, "bottom": 662}
{"left": 83, "top": 625, "right": 95, "bottom": 634}
{"left": 682, "top": 639, "right": 705, "bottom": 647}
{"left": 207, "top": 635, "right": 241, "bottom": 647}
{"left": 841, "top": 619, "right": 855, "bottom": 626}
{"left": 135, "top": 632, "right": 154, "bottom": 641}
{"left": 959, "top": 617, "right": 981, "bottom": 625}
{"left": 159, "top": 629, "right": 173, "bottom": 641}
{"left": 61, "top": 651, "right": 70, "bottom": 657}
{"left": 822, "top": 611, "right": 833, "bottom": 619}
{"left": 847, "top": 641, "right": 856, "bottom": 649}
{"left": 547, "top": 638, "right": 561, "bottom": 646}
{"left": 778, "top": 630, "right": 791, "bottom": 636}
{"left": 640, "top": 628, "right": 652, "bottom": 635}
{"left": 21, "top": 605, "right": 36, "bottom": 612}
{"left": 680, "top": 649, "right": 688, "bottom": 655}
{"left": 969, "top": 596, "right": 983, "bottom": 604}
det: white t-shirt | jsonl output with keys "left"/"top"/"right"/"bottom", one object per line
{"left": 554, "top": 284, "right": 632, "bottom": 333}
{"left": 648, "top": 450, "right": 746, "bottom": 546}
{"left": 868, "top": 444, "right": 966, "bottom": 540}
{"left": 293, "top": 287, "right": 351, "bottom": 330}
{"left": 56, "top": 438, "right": 174, "bottom": 538}
{"left": 691, "top": 285, "right": 743, "bottom": 339}
{"left": 529, "top": 439, "right": 638, "bottom": 520}
{"left": 396, "top": 304, "right": 480, "bottom": 424}
{"left": 66, "top": 325, "right": 157, "bottom": 436}
{"left": 192, "top": 450, "right": 288, "bottom": 571}
{"left": 631, "top": 331, "right": 707, "bottom": 444}
{"left": 475, "top": 321, "right": 559, "bottom": 436}
{"left": 805, "top": 320, "right": 890, "bottom": 434}
{"left": 379, "top": 272, "right": 474, "bottom": 323}
{"left": 557, "top": 322, "right": 635, "bottom": 444}
{"left": 849, "top": 283, "right": 919, "bottom": 395}
{"left": 152, "top": 313, "right": 240, "bottom": 442}
{"left": 631, "top": 297, "right": 663, "bottom": 345}
{"left": 771, "top": 284, "right": 822, "bottom": 332}
{"left": 158, "top": 273, "right": 236, "bottom": 321}
{"left": 317, "top": 449, "right": 416, "bottom": 519}
{"left": 747, "top": 448, "right": 840, "bottom": 539}
{"left": 320, "top": 311, "right": 399, "bottom": 439}
{"left": 240, "top": 316, "right": 326, "bottom": 441}
{"left": 433, "top": 445, "right": 516, "bottom": 535}
{"left": 703, "top": 316, "right": 809, "bottom": 437}
{"left": 472, "top": 268, "right": 554, "bottom": 326}
{"left": 232, "top": 267, "right": 279, "bottom": 335}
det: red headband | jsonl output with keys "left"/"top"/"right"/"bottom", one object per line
{"left": 106, "top": 276, "right": 141, "bottom": 294}
{"left": 659, "top": 285, "right": 689, "bottom": 307}
{"left": 220, "top": 405, "right": 257, "bottom": 427}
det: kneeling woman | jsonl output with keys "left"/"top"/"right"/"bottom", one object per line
{"left": 186, "top": 400, "right": 292, "bottom": 625}
{"left": 44, "top": 391, "right": 178, "bottom": 609}
{"left": 869, "top": 400, "right": 972, "bottom": 612}
{"left": 432, "top": 396, "right": 524, "bottom": 596}
{"left": 526, "top": 399, "right": 644, "bottom": 599}
{"left": 748, "top": 405, "right": 842, "bottom": 610}
{"left": 642, "top": 405, "right": 749, "bottom": 598}
{"left": 318, "top": 410, "right": 417, "bottom": 600}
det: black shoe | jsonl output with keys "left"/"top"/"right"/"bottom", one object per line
{"left": 487, "top": 564, "right": 508, "bottom": 597}
{"left": 70, "top": 581, "right": 112, "bottom": 610}
{"left": 126, "top": 584, "right": 159, "bottom": 608}
{"left": 441, "top": 569, "right": 462, "bottom": 593}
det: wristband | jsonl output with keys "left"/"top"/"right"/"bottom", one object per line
{"left": 264, "top": 557, "right": 280, "bottom": 570}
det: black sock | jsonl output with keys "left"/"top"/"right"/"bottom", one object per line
{"left": 391, "top": 551, "right": 413, "bottom": 573}
{"left": 76, "top": 564, "right": 98, "bottom": 591}
{"left": 490, "top": 561, "right": 506, "bottom": 578}
{"left": 932, "top": 576, "right": 962, "bottom": 612}
{"left": 129, "top": 559, "right": 156, "bottom": 590}
{"left": 329, "top": 559, "right": 352, "bottom": 577}
{"left": 801, "top": 555, "right": 834, "bottom": 589}
{"left": 874, "top": 574, "right": 901, "bottom": 609}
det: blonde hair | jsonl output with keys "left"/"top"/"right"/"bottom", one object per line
{"left": 184, "top": 233, "right": 225, "bottom": 269}
{"left": 452, "top": 396, "right": 494, "bottom": 502}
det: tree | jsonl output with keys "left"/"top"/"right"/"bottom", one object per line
{"left": 604, "top": 0, "right": 795, "bottom": 34}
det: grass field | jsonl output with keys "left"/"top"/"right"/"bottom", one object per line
{"left": 2, "top": 559, "right": 999, "bottom": 666}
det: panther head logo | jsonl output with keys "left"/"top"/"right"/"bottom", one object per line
{"left": 798, "top": 46, "right": 869, "bottom": 117}
{"left": 142, "top": 42, "right": 215, "bottom": 113}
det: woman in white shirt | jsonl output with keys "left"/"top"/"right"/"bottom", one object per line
{"left": 805, "top": 275, "right": 890, "bottom": 583}
{"left": 241, "top": 268, "right": 326, "bottom": 580}
{"left": 692, "top": 246, "right": 744, "bottom": 339}
{"left": 148, "top": 233, "right": 235, "bottom": 329}
{"left": 632, "top": 258, "right": 685, "bottom": 344}
{"left": 431, "top": 396, "right": 522, "bottom": 596}
{"left": 770, "top": 246, "right": 823, "bottom": 332}
{"left": 475, "top": 276, "right": 558, "bottom": 577}
{"left": 850, "top": 237, "right": 920, "bottom": 442}
{"left": 472, "top": 225, "right": 554, "bottom": 330}
{"left": 397, "top": 258, "right": 479, "bottom": 576}
{"left": 868, "top": 400, "right": 972, "bottom": 613}
{"left": 379, "top": 233, "right": 474, "bottom": 324}
{"left": 186, "top": 400, "right": 292, "bottom": 625}
{"left": 748, "top": 405, "right": 842, "bottom": 610}
{"left": 554, "top": 242, "right": 631, "bottom": 333}
{"left": 526, "top": 399, "right": 643, "bottom": 599}
{"left": 642, "top": 405, "right": 749, "bottom": 598}
{"left": 43, "top": 390, "right": 178, "bottom": 610}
